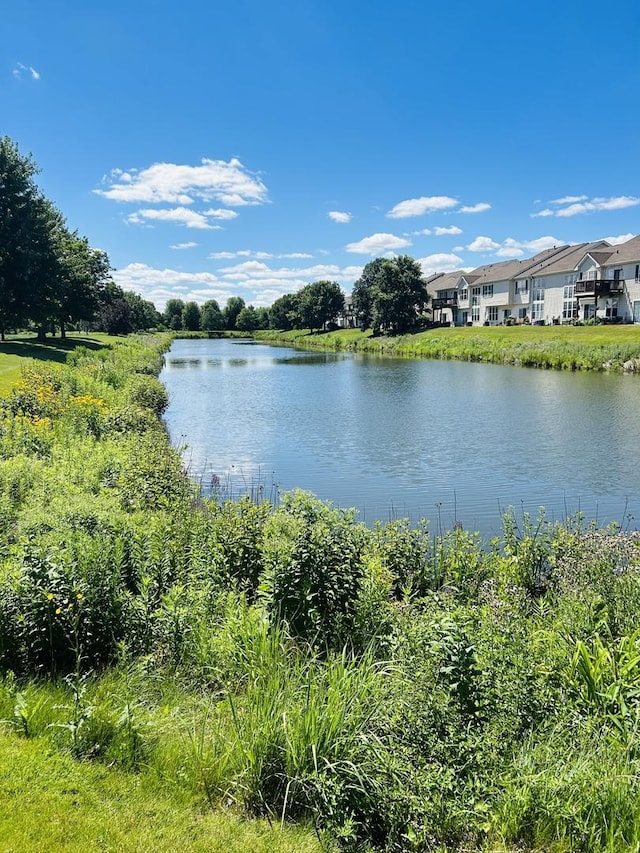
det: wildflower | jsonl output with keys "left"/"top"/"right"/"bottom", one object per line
{"left": 46, "top": 592, "right": 54, "bottom": 601}
{"left": 76, "top": 593, "right": 83, "bottom": 600}
{"left": 55, "top": 608, "right": 61, "bottom": 615}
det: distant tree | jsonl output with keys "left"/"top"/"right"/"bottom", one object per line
{"left": 236, "top": 305, "right": 260, "bottom": 331}
{"left": 254, "top": 307, "right": 270, "bottom": 329}
{"left": 163, "top": 298, "right": 185, "bottom": 331}
{"left": 269, "top": 293, "right": 299, "bottom": 330}
{"left": 296, "top": 280, "right": 344, "bottom": 333}
{"left": 223, "top": 296, "right": 245, "bottom": 330}
{"left": 351, "top": 258, "right": 386, "bottom": 330}
{"left": 182, "top": 301, "right": 201, "bottom": 331}
{"left": 97, "top": 281, "right": 133, "bottom": 335}
{"left": 124, "top": 291, "right": 160, "bottom": 331}
{"left": 200, "top": 299, "right": 224, "bottom": 331}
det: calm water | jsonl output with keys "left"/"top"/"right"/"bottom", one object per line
{"left": 161, "top": 338, "right": 640, "bottom": 538}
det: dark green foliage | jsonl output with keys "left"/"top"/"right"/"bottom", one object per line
{"left": 223, "top": 296, "right": 246, "bottom": 330}
{"left": 200, "top": 299, "right": 224, "bottom": 331}
{"left": 181, "top": 301, "right": 201, "bottom": 331}
{"left": 295, "top": 281, "right": 344, "bottom": 333}
{"left": 259, "top": 491, "right": 366, "bottom": 649}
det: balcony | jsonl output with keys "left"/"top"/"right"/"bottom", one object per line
{"left": 575, "top": 278, "right": 625, "bottom": 298}
{"left": 432, "top": 295, "right": 458, "bottom": 310}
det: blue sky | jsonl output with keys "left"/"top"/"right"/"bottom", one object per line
{"left": 3, "top": 0, "right": 640, "bottom": 311}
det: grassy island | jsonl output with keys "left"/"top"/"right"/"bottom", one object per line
{"left": 1, "top": 333, "right": 640, "bottom": 852}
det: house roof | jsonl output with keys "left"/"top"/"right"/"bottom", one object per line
{"left": 599, "top": 234, "right": 640, "bottom": 266}
{"left": 525, "top": 241, "right": 609, "bottom": 277}
{"left": 432, "top": 270, "right": 466, "bottom": 293}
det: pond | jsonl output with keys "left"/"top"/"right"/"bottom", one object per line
{"left": 161, "top": 338, "right": 640, "bottom": 538}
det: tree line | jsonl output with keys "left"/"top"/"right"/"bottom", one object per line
{"left": 182, "top": 256, "right": 432, "bottom": 335}
{"left": 0, "top": 137, "right": 160, "bottom": 340}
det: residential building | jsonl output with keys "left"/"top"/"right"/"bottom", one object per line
{"left": 428, "top": 233, "right": 640, "bottom": 326}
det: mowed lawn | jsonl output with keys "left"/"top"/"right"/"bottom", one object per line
{"left": 0, "top": 731, "right": 324, "bottom": 853}
{"left": 0, "top": 333, "right": 119, "bottom": 396}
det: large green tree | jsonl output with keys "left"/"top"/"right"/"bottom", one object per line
{"left": 296, "top": 280, "right": 344, "bottom": 333}
{"left": 223, "top": 296, "right": 245, "bottom": 330}
{"left": 352, "top": 256, "right": 430, "bottom": 334}
{"left": 182, "top": 301, "right": 201, "bottom": 331}
{"left": 269, "top": 293, "right": 299, "bottom": 330}
{"left": 0, "top": 138, "right": 58, "bottom": 339}
{"left": 200, "top": 299, "right": 224, "bottom": 331}
{"left": 163, "top": 299, "right": 185, "bottom": 330}
{"left": 0, "top": 137, "right": 112, "bottom": 340}
{"left": 124, "top": 291, "right": 160, "bottom": 331}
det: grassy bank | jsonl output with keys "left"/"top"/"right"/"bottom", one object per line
{"left": 1, "top": 334, "right": 640, "bottom": 851}
{"left": 0, "top": 332, "right": 123, "bottom": 396}
{"left": 252, "top": 324, "right": 640, "bottom": 371}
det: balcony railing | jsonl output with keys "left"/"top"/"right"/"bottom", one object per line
{"left": 575, "top": 278, "right": 625, "bottom": 297}
{"left": 432, "top": 296, "right": 458, "bottom": 310}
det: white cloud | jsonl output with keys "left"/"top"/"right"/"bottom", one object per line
{"left": 434, "top": 225, "right": 463, "bottom": 235}
{"left": 13, "top": 63, "right": 40, "bottom": 80}
{"left": 533, "top": 195, "right": 640, "bottom": 218}
{"left": 550, "top": 195, "right": 588, "bottom": 205}
{"left": 126, "top": 207, "right": 224, "bottom": 230}
{"left": 203, "top": 208, "right": 238, "bottom": 220}
{"left": 417, "top": 253, "right": 464, "bottom": 275}
{"left": 345, "top": 232, "right": 412, "bottom": 255}
{"left": 328, "top": 210, "right": 352, "bottom": 223}
{"left": 470, "top": 234, "right": 563, "bottom": 257}
{"left": 604, "top": 233, "right": 635, "bottom": 245}
{"left": 218, "top": 260, "right": 360, "bottom": 284}
{"left": 410, "top": 229, "right": 432, "bottom": 236}
{"left": 95, "top": 157, "right": 268, "bottom": 206}
{"left": 170, "top": 241, "right": 198, "bottom": 250}
{"left": 207, "top": 250, "right": 313, "bottom": 261}
{"left": 467, "top": 236, "right": 500, "bottom": 252}
{"left": 459, "top": 203, "right": 491, "bottom": 214}
{"left": 387, "top": 196, "right": 458, "bottom": 218}
{"left": 556, "top": 196, "right": 640, "bottom": 217}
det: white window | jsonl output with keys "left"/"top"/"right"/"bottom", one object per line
{"left": 471, "top": 306, "right": 480, "bottom": 322}
{"left": 562, "top": 284, "right": 578, "bottom": 320}
{"left": 487, "top": 306, "right": 498, "bottom": 322}
{"left": 516, "top": 279, "right": 529, "bottom": 294}
{"left": 532, "top": 286, "right": 544, "bottom": 321}
{"left": 482, "top": 284, "right": 494, "bottom": 297}
{"left": 459, "top": 288, "right": 468, "bottom": 301}
{"left": 606, "top": 299, "right": 618, "bottom": 319}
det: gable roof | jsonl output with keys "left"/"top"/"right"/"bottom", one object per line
{"left": 525, "top": 240, "right": 610, "bottom": 277}
{"left": 431, "top": 270, "right": 466, "bottom": 293}
{"left": 600, "top": 234, "right": 640, "bottom": 266}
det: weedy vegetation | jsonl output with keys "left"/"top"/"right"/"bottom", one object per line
{"left": 2, "top": 333, "right": 640, "bottom": 851}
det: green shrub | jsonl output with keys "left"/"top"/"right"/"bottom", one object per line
{"left": 259, "top": 491, "right": 368, "bottom": 649}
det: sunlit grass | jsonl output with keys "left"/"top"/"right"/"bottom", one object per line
{"left": 0, "top": 333, "right": 122, "bottom": 397}
{"left": 0, "top": 729, "right": 327, "bottom": 853}
{"left": 254, "top": 324, "right": 640, "bottom": 371}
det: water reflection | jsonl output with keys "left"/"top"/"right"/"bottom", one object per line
{"left": 161, "top": 338, "right": 640, "bottom": 538}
